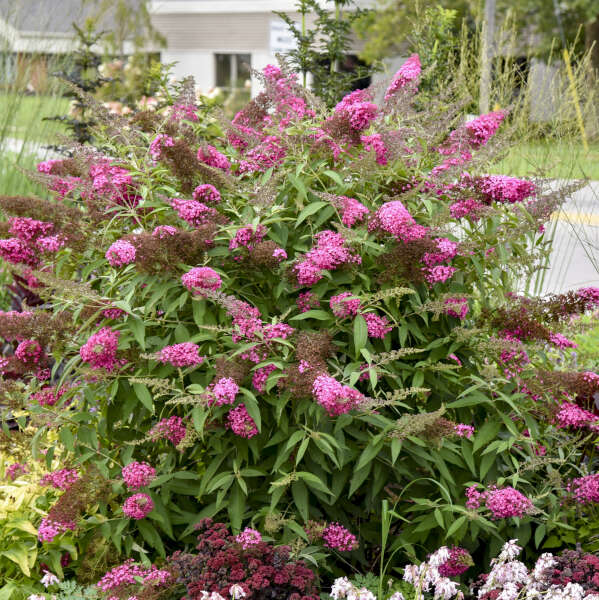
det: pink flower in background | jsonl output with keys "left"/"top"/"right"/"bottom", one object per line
{"left": 454, "top": 424, "right": 474, "bottom": 439}
{"left": 437, "top": 547, "right": 472, "bottom": 577}
{"left": 252, "top": 364, "right": 277, "bottom": 393}
{"left": 40, "top": 468, "right": 79, "bottom": 490}
{"left": 445, "top": 297, "right": 469, "bottom": 320}
{"left": 363, "top": 313, "right": 392, "bottom": 338}
{"left": 361, "top": 133, "right": 389, "bottom": 165}
{"left": 227, "top": 404, "right": 258, "bottom": 438}
{"left": 149, "top": 416, "right": 186, "bottom": 446}
{"left": 370, "top": 200, "right": 428, "bottom": 243}
{"left": 79, "top": 327, "right": 120, "bottom": 371}
{"left": 294, "top": 230, "right": 361, "bottom": 286}
{"left": 424, "top": 265, "right": 456, "bottom": 285}
{"left": 385, "top": 54, "right": 421, "bottom": 100}
{"left": 105, "top": 240, "right": 136, "bottom": 267}
{"left": 485, "top": 486, "right": 534, "bottom": 519}
{"left": 322, "top": 523, "right": 358, "bottom": 551}
{"left": 0, "top": 237, "right": 40, "bottom": 266}
{"left": 548, "top": 332, "right": 577, "bottom": 349}
{"left": 171, "top": 103, "right": 198, "bottom": 122}
{"left": 209, "top": 377, "right": 239, "bottom": 406}
{"left": 171, "top": 198, "right": 214, "bottom": 226}
{"left": 465, "top": 111, "right": 505, "bottom": 149}
{"left": 158, "top": 342, "right": 204, "bottom": 367}
{"left": 450, "top": 198, "right": 483, "bottom": 220}
{"left": 312, "top": 375, "right": 364, "bottom": 416}
{"left": 5, "top": 463, "right": 27, "bottom": 480}
{"left": 15, "top": 339, "right": 43, "bottom": 364}
{"left": 297, "top": 291, "right": 320, "bottom": 313}
{"left": 123, "top": 493, "right": 154, "bottom": 519}
{"left": 229, "top": 224, "right": 267, "bottom": 250}
{"left": 38, "top": 517, "right": 76, "bottom": 543}
{"left": 330, "top": 292, "right": 361, "bottom": 318}
{"left": 477, "top": 175, "right": 536, "bottom": 204}
{"left": 122, "top": 461, "right": 156, "bottom": 490}
{"left": 272, "top": 247, "right": 287, "bottom": 261}
{"left": 236, "top": 527, "right": 262, "bottom": 548}
{"left": 9, "top": 217, "right": 53, "bottom": 240}
{"left": 193, "top": 183, "right": 221, "bottom": 205}
{"left": 182, "top": 266, "right": 222, "bottom": 294}
{"left": 97, "top": 559, "right": 171, "bottom": 591}
{"left": 149, "top": 134, "right": 174, "bottom": 160}
{"left": 568, "top": 473, "right": 599, "bottom": 505}
{"left": 37, "top": 234, "right": 66, "bottom": 252}
{"left": 197, "top": 145, "right": 230, "bottom": 170}
{"left": 555, "top": 402, "right": 599, "bottom": 431}
{"left": 239, "top": 136, "right": 286, "bottom": 173}
{"left": 152, "top": 225, "right": 178, "bottom": 238}
{"left": 333, "top": 196, "right": 370, "bottom": 227}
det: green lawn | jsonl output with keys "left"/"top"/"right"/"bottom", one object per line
{"left": 0, "top": 93, "right": 70, "bottom": 144}
{"left": 491, "top": 139, "right": 599, "bottom": 180}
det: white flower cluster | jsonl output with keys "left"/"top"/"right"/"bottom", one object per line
{"left": 476, "top": 540, "right": 598, "bottom": 600}
{"left": 403, "top": 546, "right": 464, "bottom": 600}
{"left": 330, "top": 576, "right": 405, "bottom": 600}
{"left": 199, "top": 585, "right": 247, "bottom": 600}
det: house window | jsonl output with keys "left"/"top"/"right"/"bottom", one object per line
{"left": 215, "top": 53, "right": 251, "bottom": 89}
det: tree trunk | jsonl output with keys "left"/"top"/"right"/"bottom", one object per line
{"left": 586, "top": 13, "right": 599, "bottom": 75}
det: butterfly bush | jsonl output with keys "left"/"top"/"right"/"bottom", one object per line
{"left": 0, "top": 57, "right": 595, "bottom": 577}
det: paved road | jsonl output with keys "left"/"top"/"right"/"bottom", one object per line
{"left": 541, "top": 181, "right": 599, "bottom": 294}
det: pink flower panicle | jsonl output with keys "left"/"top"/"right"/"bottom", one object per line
{"left": 152, "top": 225, "right": 178, "bottom": 238}
{"left": 122, "top": 461, "right": 156, "bottom": 490}
{"left": 445, "top": 297, "right": 469, "bottom": 320}
{"left": 385, "top": 54, "right": 421, "bottom": 100}
{"left": 449, "top": 198, "right": 484, "bottom": 220}
{"left": 239, "top": 136, "right": 287, "bottom": 173}
{"left": 171, "top": 103, "right": 198, "bottom": 122}
{"left": 9, "top": 217, "right": 53, "bottom": 240}
{"left": 38, "top": 517, "right": 76, "bottom": 543}
{"left": 149, "top": 134, "right": 174, "bottom": 160}
{"left": 548, "top": 332, "right": 577, "bottom": 349}
{"left": 424, "top": 265, "right": 456, "bottom": 285}
{"left": 322, "top": 522, "right": 358, "bottom": 551}
{"left": 437, "top": 547, "right": 472, "bottom": 577}
{"left": 79, "top": 327, "right": 120, "bottom": 372}
{"left": 454, "top": 424, "right": 474, "bottom": 439}
{"left": 158, "top": 342, "right": 204, "bottom": 367}
{"left": 568, "top": 473, "right": 599, "bottom": 505}
{"left": 193, "top": 184, "right": 221, "bottom": 205}
{"left": 484, "top": 486, "right": 534, "bottom": 519}
{"left": 229, "top": 224, "right": 267, "bottom": 251}
{"left": 361, "top": 133, "right": 389, "bottom": 165}
{"left": 97, "top": 559, "right": 171, "bottom": 591}
{"left": 5, "top": 463, "right": 27, "bottom": 480}
{"left": 330, "top": 292, "right": 362, "bottom": 318}
{"left": 252, "top": 364, "right": 277, "bottom": 393}
{"left": 149, "top": 416, "right": 187, "bottom": 446}
{"left": 14, "top": 339, "right": 43, "bottom": 364}
{"left": 182, "top": 267, "right": 222, "bottom": 295}
{"left": 333, "top": 196, "right": 370, "bottom": 227}
{"left": 235, "top": 527, "right": 262, "bottom": 549}
{"left": 297, "top": 291, "right": 321, "bottom": 313}
{"left": 40, "top": 468, "right": 79, "bottom": 490}
{"left": 197, "top": 145, "right": 230, "bottom": 170}
{"left": 555, "top": 402, "right": 599, "bottom": 431}
{"left": 227, "top": 404, "right": 258, "bottom": 438}
{"left": 477, "top": 175, "right": 536, "bottom": 204}
{"left": 31, "top": 386, "right": 66, "bottom": 407}
{"left": 464, "top": 111, "right": 505, "bottom": 149}
{"left": 105, "top": 240, "right": 136, "bottom": 267}
{"left": 294, "top": 231, "right": 361, "bottom": 286}
{"left": 312, "top": 375, "right": 364, "bottom": 416}
{"left": 171, "top": 198, "right": 216, "bottom": 226}
{"left": 363, "top": 313, "right": 392, "bottom": 338}
{"left": 209, "top": 377, "right": 239, "bottom": 406}
{"left": 122, "top": 492, "right": 154, "bottom": 519}
{"left": 370, "top": 201, "right": 428, "bottom": 243}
